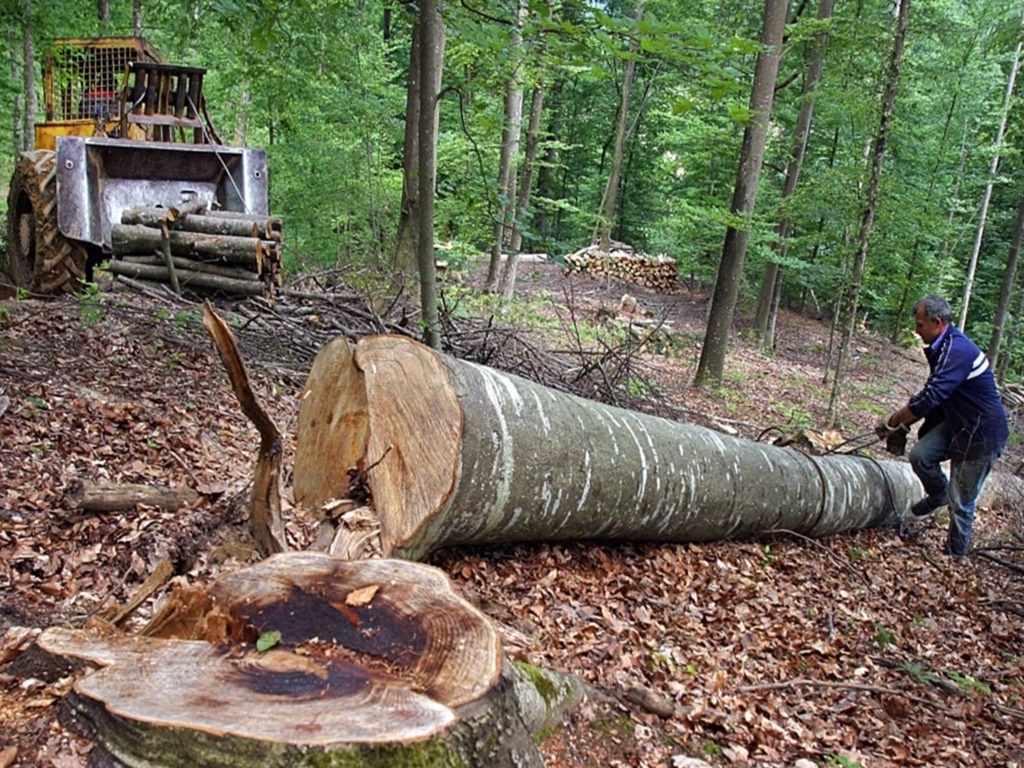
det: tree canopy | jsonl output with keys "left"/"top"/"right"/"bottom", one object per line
{"left": 4, "top": 0, "right": 1024, "bottom": 382}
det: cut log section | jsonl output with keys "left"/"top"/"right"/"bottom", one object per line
{"left": 38, "top": 554, "right": 520, "bottom": 766}
{"left": 295, "top": 334, "right": 924, "bottom": 560}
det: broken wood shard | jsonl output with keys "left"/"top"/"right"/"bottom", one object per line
{"left": 295, "top": 334, "right": 924, "bottom": 560}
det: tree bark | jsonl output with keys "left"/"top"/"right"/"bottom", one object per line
{"left": 395, "top": 18, "right": 425, "bottom": 281}
{"left": 485, "top": 0, "right": 527, "bottom": 295}
{"left": 294, "top": 334, "right": 922, "bottom": 562}
{"left": 63, "top": 480, "right": 199, "bottom": 513}
{"left": 107, "top": 261, "right": 268, "bottom": 296}
{"left": 594, "top": 1, "right": 643, "bottom": 255}
{"left": 416, "top": 0, "right": 444, "bottom": 348}
{"left": 111, "top": 225, "right": 277, "bottom": 270}
{"left": 120, "top": 208, "right": 281, "bottom": 240}
{"left": 695, "top": 0, "right": 789, "bottom": 386}
{"left": 22, "top": 15, "right": 36, "bottom": 153}
{"left": 826, "top": 0, "right": 910, "bottom": 426}
{"left": 987, "top": 181, "right": 1024, "bottom": 372}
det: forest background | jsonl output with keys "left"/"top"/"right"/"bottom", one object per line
{"left": 3, "top": 0, "right": 1024, "bottom": 390}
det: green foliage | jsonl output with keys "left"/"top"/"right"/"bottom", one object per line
{"left": 944, "top": 669, "right": 992, "bottom": 696}
{"left": 1, "top": 0, "right": 1024, "bottom": 374}
{"left": 75, "top": 283, "right": 104, "bottom": 326}
{"left": 825, "top": 756, "right": 864, "bottom": 768}
{"left": 873, "top": 624, "right": 896, "bottom": 650}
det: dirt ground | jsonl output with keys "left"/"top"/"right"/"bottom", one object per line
{"left": 1, "top": 261, "right": 1023, "bottom": 767}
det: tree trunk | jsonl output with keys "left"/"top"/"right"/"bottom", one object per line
{"left": 511, "top": 80, "right": 545, "bottom": 257}
{"left": 987, "top": 182, "right": 1024, "bottom": 372}
{"left": 486, "top": 0, "right": 527, "bottom": 295}
{"left": 37, "top": 553, "right": 569, "bottom": 768}
{"left": 594, "top": 2, "right": 643, "bottom": 255}
{"left": 416, "top": 0, "right": 444, "bottom": 348}
{"left": 695, "top": 0, "right": 789, "bottom": 386}
{"left": 294, "top": 334, "right": 921, "bottom": 562}
{"left": 9, "top": 27, "right": 23, "bottom": 154}
{"left": 395, "top": 18, "right": 425, "bottom": 281}
{"left": 111, "top": 225, "right": 277, "bottom": 269}
{"left": 121, "top": 207, "right": 282, "bottom": 240}
{"left": 753, "top": 0, "right": 833, "bottom": 349}
{"left": 826, "top": 0, "right": 910, "bottom": 427}
{"left": 22, "top": 17, "right": 36, "bottom": 153}
{"left": 959, "top": 7, "right": 1023, "bottom": 330}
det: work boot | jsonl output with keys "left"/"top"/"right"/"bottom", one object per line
{"left": 911, "top": 497, "right": 944, "bottom": 517}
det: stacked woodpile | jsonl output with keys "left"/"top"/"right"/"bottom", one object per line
{"left": 564, "top": 242, "right": 677, "bottom": 289}
{"left": 108, "top": 201, "right": 283, "bottom": 297}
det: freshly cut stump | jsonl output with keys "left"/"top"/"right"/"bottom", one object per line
{"left": 39, "top": 553, "right": 504, "bottom": 766}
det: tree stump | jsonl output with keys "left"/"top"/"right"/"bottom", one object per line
{"left": 38, "top": 553, "right": 558, "bottom": 767}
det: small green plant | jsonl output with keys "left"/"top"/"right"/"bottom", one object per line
{"left": 76, "top": 282, "right": 104, "bottom": 325}
{"left": 784, "top": 404, "right": 812, "bottom": 430}
{"left": 873, "top": 624, "right": 896, "bottom": 649}
{"left": 825, "top": 755, "right": 864, "bottom": 768}
{"left": 626, "top": 377, "right": 656, "bottom": 397}
{"left": 945, "top": 669, "right": 991, "bottom": 695}
{"left": 846, "top": 547, "right": 866, "bottom": 561}
{"left": 760, "top": 543, "right": 776, "bottom": 567}
{"left": 702, "top": 742, "right": 723, "bottom": 756}
{"left": 173, "top": 309, "right": 201, "bottom": 328}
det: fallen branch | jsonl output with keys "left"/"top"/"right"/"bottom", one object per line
{"left": 973, "top": 550, "right": 1024, "bottom": 574}
{"left": 63, "top": 480, "right": 198, "bottom": 513}
{"left": 737, "top": 679, "right": 951, "bottom": 713}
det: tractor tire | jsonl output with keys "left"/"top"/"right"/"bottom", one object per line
{"left": 6, "top": 150, "right": 90, "bottom": 294}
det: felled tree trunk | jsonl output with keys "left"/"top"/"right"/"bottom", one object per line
{"left": 295, "top": 334, "right": 923, "bottom": 560}
{"left": 39, "top": 553, "right": 573, "bottom": 767}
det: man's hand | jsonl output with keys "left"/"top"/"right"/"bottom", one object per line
{"left": 875, "top": 415, "right": 908, "bottom": 455}
{"left": 875, "top": 416, "right": 895, "bottom": 440}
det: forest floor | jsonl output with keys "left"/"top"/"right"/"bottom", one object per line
{"left": 1, "top": 258, "right": 1023, "bottom": 767}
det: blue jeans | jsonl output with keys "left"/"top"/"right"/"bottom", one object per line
{"left": 908, "top": 421, "right": 1000, "bottom": 556}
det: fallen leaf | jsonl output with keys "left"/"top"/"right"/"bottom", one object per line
{"left": 345, "top": 584, "right": 379, "bottom": 606}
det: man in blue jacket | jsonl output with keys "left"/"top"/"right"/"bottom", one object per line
{"left": 877, "top": 295, "right": 1009, "bottom": 558}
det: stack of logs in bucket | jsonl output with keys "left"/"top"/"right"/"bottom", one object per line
{"left": 564, "top": 242, "right": 677, "bottom": 290}
{"left": 108, "top": 201, "right": 283, "bottom": 297}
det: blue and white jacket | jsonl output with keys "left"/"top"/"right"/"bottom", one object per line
{"left": 909, "top": 325, "right": 1008, "bottom": 460}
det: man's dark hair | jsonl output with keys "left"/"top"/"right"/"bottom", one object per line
{"left": 914, "top": 295, "right": 953, "bottom": 324}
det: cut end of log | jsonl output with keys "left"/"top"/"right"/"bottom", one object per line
{"left": 294, "top": 335, "right": 462, "bottom": 558}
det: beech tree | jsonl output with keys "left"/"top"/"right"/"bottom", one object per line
{"left": 752, "top": 0, "right": 834, "bottom": 349}
{"left": 695, "top": 0, "right": 789, "bottom": 387}
{"left": 825, "top": 0, "right": 911, "bottom": 427}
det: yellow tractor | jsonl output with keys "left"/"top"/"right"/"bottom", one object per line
{"left": 5, "top": 37, "right": 272, "bottom": 294}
